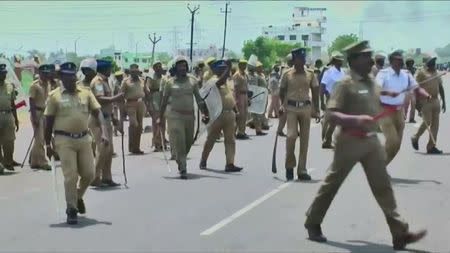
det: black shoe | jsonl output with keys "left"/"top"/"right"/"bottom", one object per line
{"left": 409, "top": 119, "right": 416, "bottom": 123}
{"left": 131, "top": 150, "right": 144, "bottom": 155}
{"left": 66, "top": 207, "right": 78, "bottom": 225}
{"left": 286, "top": 168, "right": 294, "bottom": 181}
{"left": 153, "top": 147, "right": 163, "bottom": 152}
{"left": 277, "top": 131, "right": 286, "bottom": 137}
{"left": 77, "top": 199, "right": 86, "bottom": 214}
{"left": 298, "top": 173, "right": 312, "bottom": 181}
{"left": 411, "top": 138, "right": 419, "bottom": 151}
{"left": 199, "top": 160, "right": 207, "bottom": 170}
{"left": 236, "top": 133, "right": 249, "bottom": 140}
{"left": 102, "top": 179, "right": 121, "bottom": 187}
{"left": 225, "top": 164, "right": 243, "bottom": 172}
{"left": 4, "top": 165, "right": 15, "bottom": 171}
{"left": 321, "top": 143, "right": 334, "bottom": 149}
{"left": 262, "top": 125, "right": 270, "bottom": 130}
{"left": 393, "top": 229, "right": 427, "bottom": 250}
{"left": 256, "top": 131, "right": 267, "bottom": 136}
{"left": 180, "top": 170, "right": 187, "bottom": 180}
{"left": 0, "top": 166, "right": 4, "bottom": 175}
{"left": 305, "top": 224, "right": 327, "bottom": 242}
{"left": 90, "top": 178, "right": 107, "bottom": 187}
{"left": 427, "top": 146, "right": 443, "bottom": 154}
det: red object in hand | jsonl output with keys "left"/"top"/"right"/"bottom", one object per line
{"left": 15, "top": 100, "right": 26, "bottom": 109}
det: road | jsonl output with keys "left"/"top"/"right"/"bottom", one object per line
{"left": 0, "top": 74, "right": 449, "bottom": 253}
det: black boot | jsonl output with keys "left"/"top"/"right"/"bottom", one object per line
{"left": 286, "top": 168, "right": 294, "bottom": 181}
{"left": 305, "top": 224, "right": 327, "bottom": 242}
{"left": 77, "top": 199, "right": 86, "bottom": 214}
{"left": 411, "top": 137, "right": 419, "bottom": 150}
{"left": 298, "top": 173, "right": 312, "bottom": 181}
{"left": 66, "top": 207, "right": 78, "bottom": 225}
{"left": 427, "top": 146, "right": 443, "bottom": 154}
{"left": 225, "top": 164, "right": 243, "bottom": 172}
{"left": 199, "top": 160, "right": 207, "bottom": 170}
{"left": 180, "top": 170, "right": 188, "bottom": 180}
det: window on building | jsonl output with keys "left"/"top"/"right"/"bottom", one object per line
{"left": 134, "top": 58, "right": 139, "bottom": 63}
{"left": 277, "top": 35, "right": 285, "bottom": 41}
{"left": 301, "top": 35, "right": 309, "bottom": 41}
{"left": 290, "top": 35, "right": 297, "bottom": 41}
{"left": 142, "top": 58, "right": 147, "bottom": 63}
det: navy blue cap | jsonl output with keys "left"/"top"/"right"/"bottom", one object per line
{"left": 39, "top": 64, "right": 55, "bottom": 73}
{"left": 0, "top": 64, "right": 7, "bottom": 73}
{"left": 96, "top": 59, "right": 111, "bottom": 68}
{"left": 291, "top": 48, "right": 307, "bottom": 59}
{"left": 59, "top": 62, "right": 77, "bottom": 75}
{"left": 210, "top": 60, "right": 227, "bottom": 70}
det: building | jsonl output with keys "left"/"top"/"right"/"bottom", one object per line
{"left": 262, "top": 7, "right": 326, "bottom": 62}
{"left": 175, "top": 44, "right": 228, "bottom": 63}
{"left": 120, "top": 51, "right": 152, "bottom": 69}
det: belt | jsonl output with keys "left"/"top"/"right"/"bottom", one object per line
{"left": 381, "top": 103, "right": 402, "bottom": 111}
{"left": 287, "top": 100, "right": 311, "bottom": 107}
{"left": 172, "top": 109, "right": 194, "bottom": 115}
{"left": 54, "top": 130, "right": 88, "bottom": 139}
{"left": 127, "top": 98, "right": 143, "bottom": 103}
{"left": 343, "top": 128, "right": 377, "bottom": 139}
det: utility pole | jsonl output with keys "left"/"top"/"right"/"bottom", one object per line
{"left": 187, "top": 3, "right": 200, "bottom": 64}
{"left": 220, "top": 2, "right": 231, "bottom": 59}
{"left": 148, "top": 33, "right": 161, "bottom": 64}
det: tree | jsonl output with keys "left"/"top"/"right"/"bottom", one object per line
{"left": 242, "top": 36, "right": 303, "bottom": 69}
{"left": 155, "top": 52, "right": 173, "bottom": 65}
{"left": 328, "top": 34, "right": 358, "bottom": 55}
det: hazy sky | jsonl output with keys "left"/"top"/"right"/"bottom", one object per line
{"left": 1, "top": 1, "right": 449, "bottom": 57}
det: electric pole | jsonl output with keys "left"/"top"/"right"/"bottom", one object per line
{"left": 148, "top": 33, "right": 161, "bottom": 65}
{"left": 220, "top": 2, "right": 231, "bottom": 59}
{"left": 187, "top": 3, "right": 200, "bottom": 64}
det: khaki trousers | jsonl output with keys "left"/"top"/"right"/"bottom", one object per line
{"left": 0, "top": 114, "right": 15, "bottom": 167}
{"left": 127, "top": 101, "right": 146, "bottom": 153}
{"left": 54, "top": 134, "right": 95, "bottom": 209}
{"left": 201, "top": 111, "right": 236, "bottom": 165}
{"left": 236, "top": 94, "right": 248, "bottom": 135}
{"left": 412, "top": 98, "right": 440, "bottom": 150}
{"left": 379, "top": 109, "right": 405, "bottom": 165}
{"left": 404, "top": 94, "right": 416, "bottom": 121}
{"left": 30, "top": 111, "right": 48, "bottom": 167}
{"left": 277, "top": 111, "right": 287, "bottom": 133}
{"left": 151, "top": 112, "right": 166, "bottom": 148}
{"left": 167, "top": 116, "right": 194, "bottom": 170}
{"left": 92, "top": 119, "right": 113, "bottom": 181}
{"left": 305, "top": 133, "right": 409, "bottom": 239}
{"left": 285, "top": 107, "right": 311, "bottom": 174}
{"left": 321, "top": 94, "right": 335, "bottom": 145}
{"left": 251, "top": 113, "right": 263, "bottom": 132}
{"left": 268, "top": 94, "right": 281, "bottom": 117}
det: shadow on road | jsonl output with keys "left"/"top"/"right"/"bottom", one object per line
{"left": 163, "top": 173, "right": 226, "bottom": 180}
{"left": 0, "top": 171, "right": 19, "bottom": 176}
{"left": 326, "top": 240, "right": 429, "bottom": 253}
{"left": 49, "top": 217, "right": 112, "bottom": 229}
{"left": 202, "top": 168, "right": 242, "bottom": 175}
{"left": 390, "top": 177, "right": 442, "bottom": 185}
{"left": 90, "top": 186, "right": 126, "bottom": 192}
{"left": 272, "top": 176, "right": 321, "bottom": 184}
{"left": 415, "top": 152, "right": 450, "bottom": 156}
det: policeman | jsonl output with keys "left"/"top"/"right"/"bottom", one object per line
{"left": 203, "top": 57, "right": 216, "bottom": 82}
{"left": 303, "top": 41, "right": 426, "bottom": 250}
{"left": 405, "top": 58, "right": 417, "bottom": 123}
{"left": 146, "top": 61, "right": 167, "bottom": 151}
{"left": 411, "top": 54, "right": 446, "bottom": 154}
{"left": 0, "top": 64, "right": 19, "bottom": 173}
{"left": 233, "top": 59, "right": 250, "bottom": 140}
{"left": 255, "top": 61, "right": 270, "bottom": 130}
{"left": 267, "top": 64, "right": 281, "bottom": 118}
{"left": 376, "top": 51, "right": 430, "bottom": 165}
{"left": 320, "top": 51, "right": 345, "bottom": 149}
{"left": 77, "top": 58, "right": 97, "bottom": 88}
{"left": 121, "top": 63, "right": 148, "bottom": 154}
{"left": 276, "top": 53, "right": 293, "bottom": 137}
{"left": 29, "top": 64, "right": 54, "bottom": 170}
{"left": 199, "top": 60, "right": 242, "bottom": 172}
{"left": 371, "top": 53, "right": 386, "bottom": 77}
{"left": 247, "top": 60, "right": 267, "bottom": 136}
{"left": 90, "top": 59, "right": 123, "bottom": 187}
{"left": 279, "top": 48, "right": 320, "bottom": 181}
{"left": 44, "top": 62, "right": 109, "bottom": 225}
{"left": 159, "top": 57, "right": 209, "bottom": 179}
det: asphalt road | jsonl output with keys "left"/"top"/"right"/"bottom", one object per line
{"left": 0, "top": 74, "right": 449, "bottom": 253}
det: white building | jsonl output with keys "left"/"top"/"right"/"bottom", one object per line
{"left": 262, "top": 7, "right": 326, "bottom": 62}
{"left": 175, "top": 44, "right": 228, "bottom": 63}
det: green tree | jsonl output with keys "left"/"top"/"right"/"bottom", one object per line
{"left": 242, "top": 36, "right": 303, "bottom": 69}
{"left": 327, "top": 34, "right": 358, "bottom": 55}
{"left": 101, "top": 56, "right": 120, "bottom": 73}
{"left": 155, "top": 52, "right": 173, "bottom": 65}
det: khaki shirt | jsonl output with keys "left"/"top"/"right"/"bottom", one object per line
{"left": 210, "top": 76, "right": 236, "bottom": 110}
{"left": 415, "top": 67, "right": 441, "bottom": 99}
{"left": 76, "top": 79, "right": 91, "bottom": 89}
{"left": 203, "top": 70, "right": 214, "bottom": 82}
{"left": 29, "top": 79, "right": 49, "bottom": 109}
{"left": 232, "top": 70, "right": 248, "bottom": 94}
{"left": 327, "top": 71, "right": 381, "bottom": 132}
{"left": 0, "top": 81, "right": 15, "bottom": 111}
{"left": 120, "top": 77, "right": 145, "bottom": 100}
{"left": 280, "top": 67, "right": 318, "bottom": 109}
{"left": 45, "top": 86, "right": 101, "bottom": 133}
{"left": 163, "top": 75, "right": 202, "bottom": 119}
{"left": 90, "top": 73, "right": 113, "bottom": 115}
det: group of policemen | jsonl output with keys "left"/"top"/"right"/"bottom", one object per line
{"left": 1, "top": 39, "right": 447, "bottom": 249}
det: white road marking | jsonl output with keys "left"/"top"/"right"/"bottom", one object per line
{"left": 200, "top": 182, "right": 292, "bottom": 236}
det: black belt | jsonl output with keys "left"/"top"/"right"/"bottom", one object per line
{"left": 287, "top": 100, "right": 311, "bottom": 107}
{"left": 54, "top": 130, "right": 88, "bottom": 139}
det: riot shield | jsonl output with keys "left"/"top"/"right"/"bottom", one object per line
{"left": 0, "top": 58, "right": 26, "bottom": 103}
{"left": 248, "top": 84, "right": 268, "bottom": 114}
{"left": 194, "top": 78, "right": 223, "bottom": 140}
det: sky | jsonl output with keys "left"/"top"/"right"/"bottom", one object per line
{"left": 0, "top": 1, "right": 449, "bottom": 58}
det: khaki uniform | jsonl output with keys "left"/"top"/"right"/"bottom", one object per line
{"left": 248, "top": 72, "right": 267, "bottom": 132}
{"left": 146, "top": 74, "right": 166, "bottom": 149}
{"left": 268, "top": 72, "right": 281, "bottom": 118}
{"left": 90, "top": 73, "right": 114, "bottom": 181}
{"left": 29, "top": 79, "right": 49, "bottom": 167}
{"left": 120, "top": 77, "right": 146, "bottom": 153}
{"left": 0, "top": 81, "right": 16, "bottom": 168}
{"left": 277, "top": 68, "right": 290, "bottom": 134}
{"left": 203, "top": 69, "right": 214, "bottom": 83}
{"left": 412, "top": 67, "right": 442, "bottom": 150}
{"left": 44, "top": 86, "right": 101, "bottom": 209}
{"left": 233, "top": 70, "right": 248, "bottom": 135}
{"left": 76, "top": 79, "right": 97, "bottom": 155}
{"left": 280, "top": 67, "right": 318, "bottom": 174}
{"left": 163, "top": 75, "right": 204, "bottom": 170}
{"left": 201, "top": 77, "right": 236, "bottom": 164}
